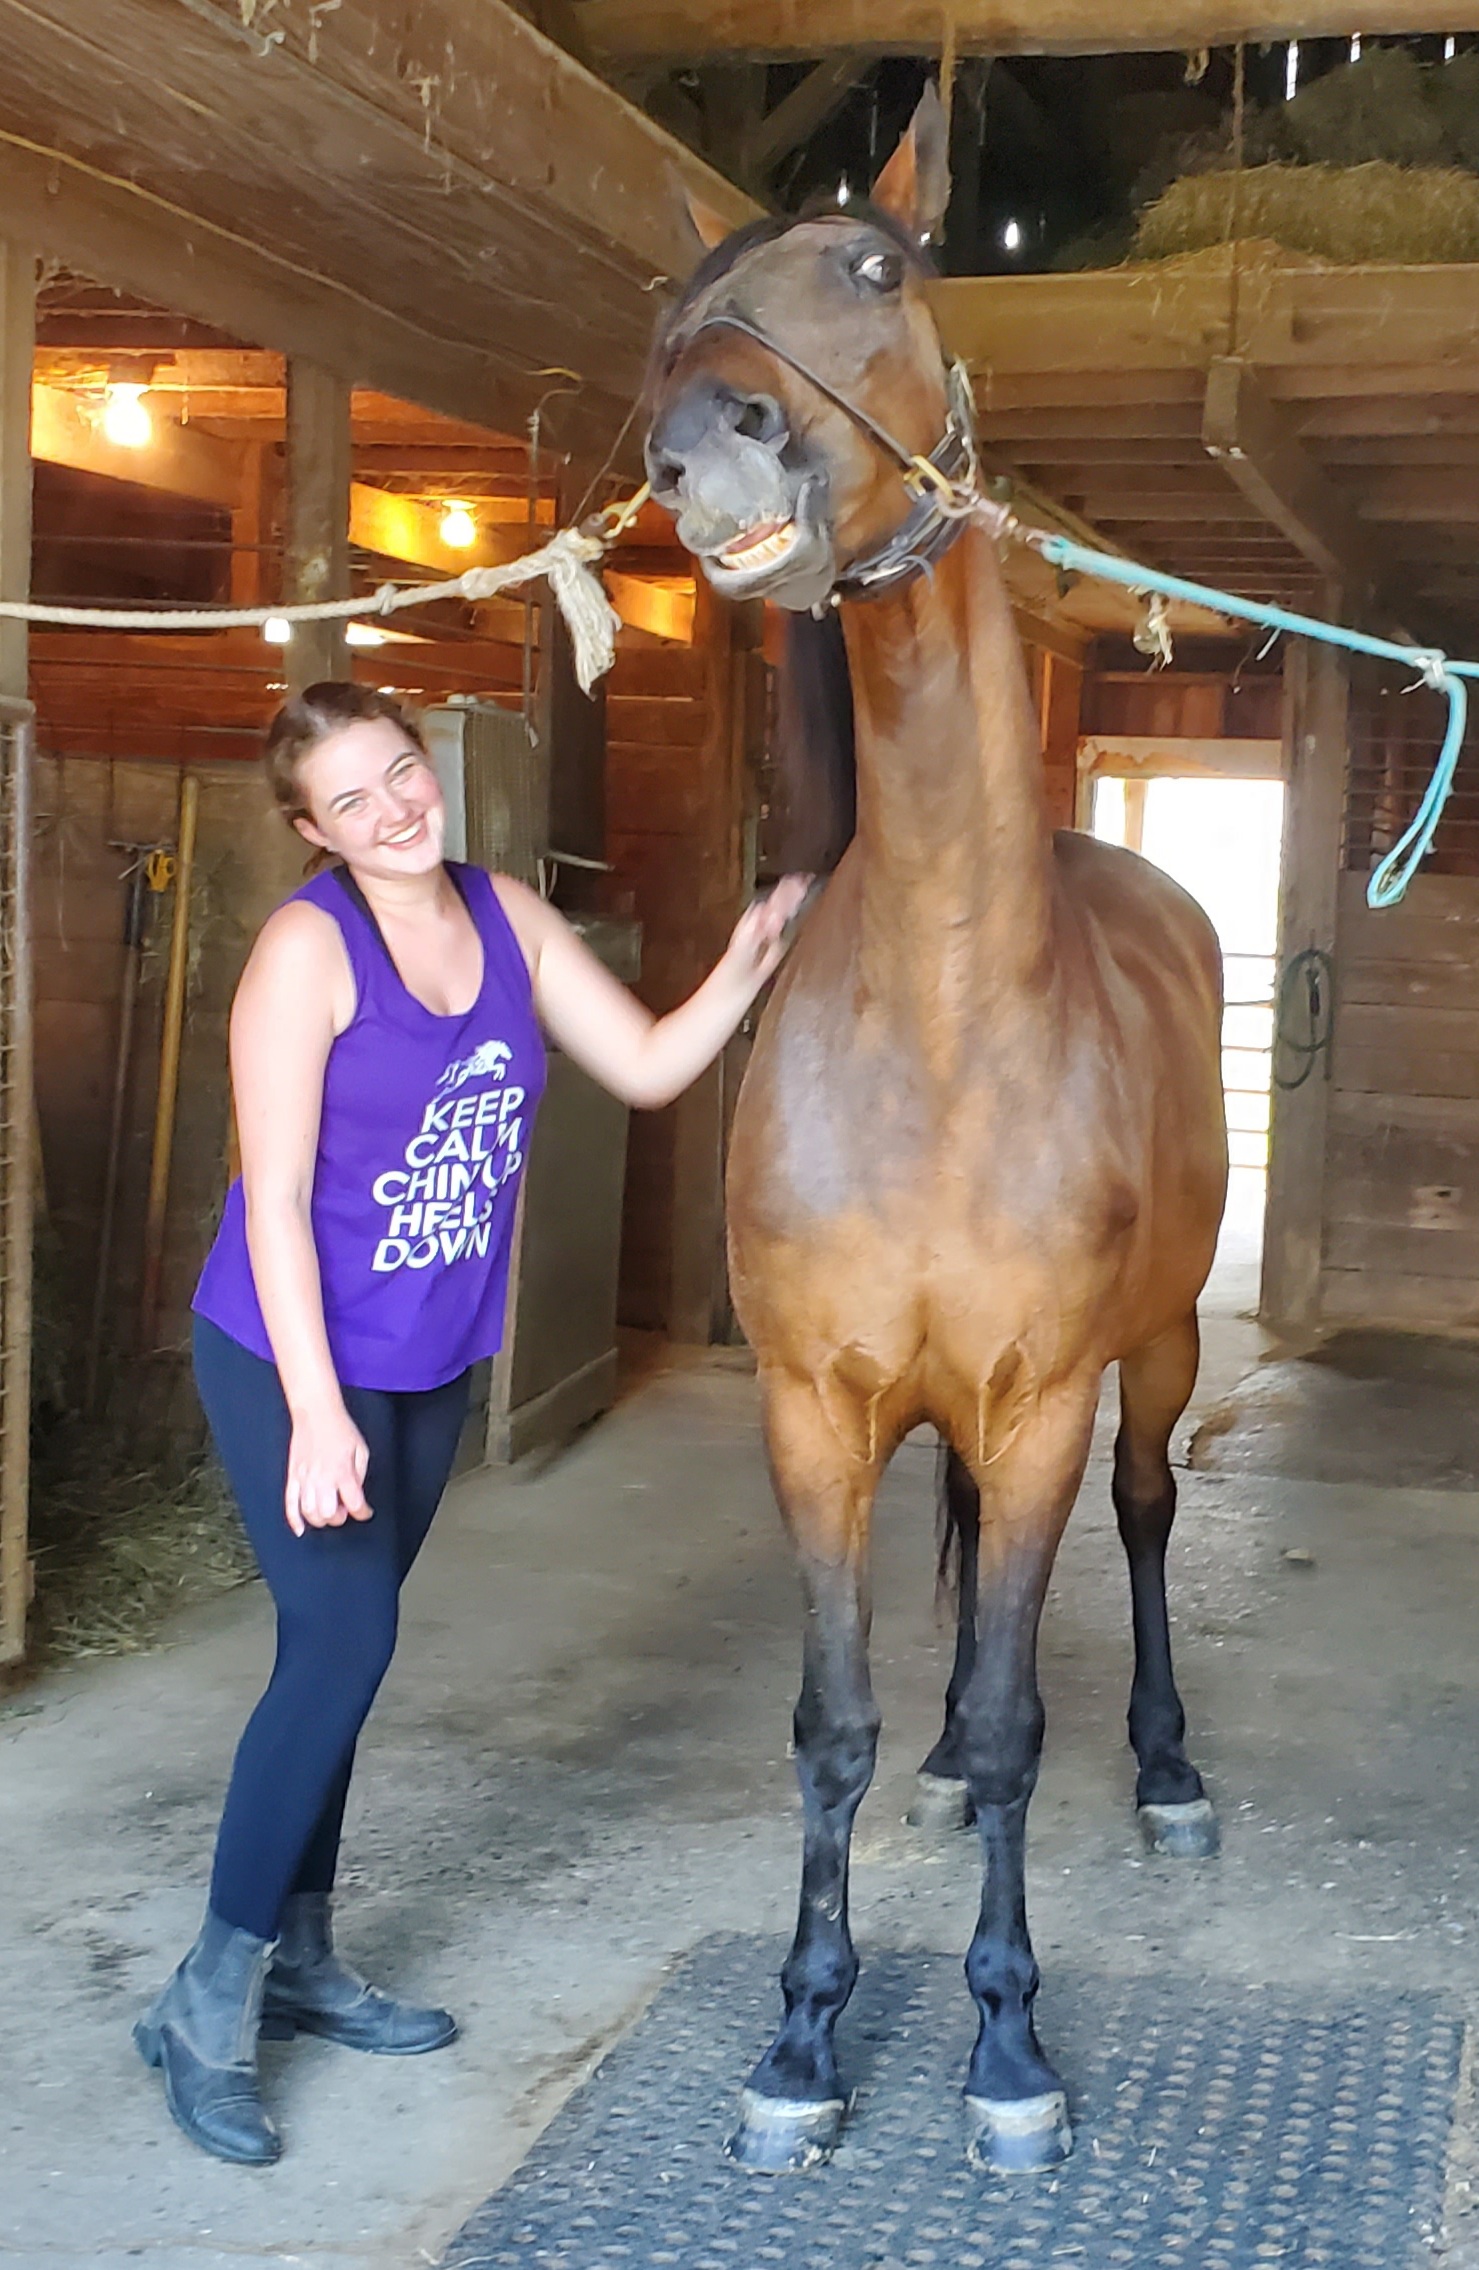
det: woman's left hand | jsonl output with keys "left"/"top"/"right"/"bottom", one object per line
{"left": 723, "top": 874, "right": 814, "bottom": 987}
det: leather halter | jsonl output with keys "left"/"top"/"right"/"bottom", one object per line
{"left": 669, "top": 282, "right": 980, "bottom": 606}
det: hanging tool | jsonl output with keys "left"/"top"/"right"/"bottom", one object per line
{"left": 84, "top": 848, "right": 162, "bottom": 1412}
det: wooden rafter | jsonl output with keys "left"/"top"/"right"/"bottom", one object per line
{"left": 1202, "top": 358, "right": 1380, "bottom": 602}
{"left": 579, "top": 0, "right": 1479, "bottom": 61}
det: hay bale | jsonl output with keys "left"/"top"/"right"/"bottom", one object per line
{"left": 1278, "top": 48, "right": 1449, "bottom": 169}
{"left": 1134, "top": 161, "right": 1479, "bottom": 266}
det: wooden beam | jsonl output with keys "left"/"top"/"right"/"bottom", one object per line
{"left": 938, "top": 266, "right": 1479, "bottom": 386}
{"left": 0, "top": 240, "right": 34, "bottom": 704}
{"left": 1202, "top": 357, "right": 1382, "bottom": 604}
{"left": 0, "top": 136, "right": 632, "bottom": 467}
{"left": 582, "top": 0, "right": 1479, "bottom": 60}
{"left": 1262, "top": 625, "right": 1347, "bottom": 1336}
{"left": 746, "top": 53, "right": 869, "bottom": 176}
{"left": 285, "top": 362, "right": 351, "bottom": 690}
{"left": 29, "top": 383, "right": 245, "bottom": 510}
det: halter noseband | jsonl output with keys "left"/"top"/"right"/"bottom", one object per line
{"left": 666, "top": 261, "right": 982, "bottom": 606}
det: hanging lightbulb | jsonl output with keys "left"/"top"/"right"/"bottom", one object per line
{"left": 1002, "top": 218, "right": 1023, "bottom": 253}
{"left": 263, "top": 617, "right": 292, "bottom": 645}
{"left": 346, "top": 622, "right": 385, "bottom": 648}
{"left": 1286, "top": 40, "right": 1300, "bottom": 100}
{"left": 102, "top": 382, "right": 153, "bottom": 449}
{"left": 1349, "top": 32, "right": 1362, "bottom": 61}
{"left": 439, "top": 502, "right": 477, "bottom": 549}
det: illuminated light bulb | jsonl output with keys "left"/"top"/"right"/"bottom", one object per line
{"left": 837, "top": 177, "right": 850, "bottom": 206}
{"left": 263, "top": 616, "right": 292, "bottom": 645}
{"left": 346, "top": 622, "right": 385, "bottom": 648}
{"left": 1286, "top": 40, "right": 1300, "bottom": 99}
{"left": 1002, "top": 218, "right": 1023, "bottom": 253}
{"left": 439, "top": 502, "right": 477, "bottom": 549}
{"left": 102, "top": 382, "right": 152, "bottom": 449}
{"left": 1349, "top": 32, "right": 1362, "bottom": 60}
{"left": 1446, "top": 35, "right": 1457, "bottom": 59}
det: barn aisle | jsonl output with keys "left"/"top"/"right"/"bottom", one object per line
{"left": 5, "top": 1291, "right": 1479, "bottom": 2267}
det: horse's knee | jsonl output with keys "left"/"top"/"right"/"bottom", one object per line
{"left": 794, "top": 1700, "right": 880, "bottom": 1812}
{"left": 955, "top": 1691, "right": 1044, "bottom": 1810}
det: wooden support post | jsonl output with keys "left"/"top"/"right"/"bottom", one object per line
{"left": 0, "top": 240, "right": 34, "bottom": 704}
{"left": 668, "top": 580, "right": 754, "bottom": 1344}
{"left": 0, "top": 245, "right": 34, "bottom": 1665}
{"left": 230, "top": 441, "right": 273, "bottom": 609}
{"left": 1036, "top": 645, "right": 1083, "bottom": 832}
{"left": 1261, "top": 614, "right": 1348, "bottom": 1337}
{"left": 284, "top": 361, "right": 351, "bottom": 691}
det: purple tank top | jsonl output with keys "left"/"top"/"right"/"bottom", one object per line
{"left": 193, "top": 862, "right": 546, "bottom": 1392}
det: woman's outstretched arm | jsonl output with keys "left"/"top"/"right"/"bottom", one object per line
{"left": 496, "top": 874, "right": 811, "bottom": 1108}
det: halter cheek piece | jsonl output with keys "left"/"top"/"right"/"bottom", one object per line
{"left": 671, "top": 293, "right": 982, "bottom": 607}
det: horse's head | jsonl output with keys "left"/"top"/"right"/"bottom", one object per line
{"left": 645, "top": 89, "right": 957, "bottom": 612}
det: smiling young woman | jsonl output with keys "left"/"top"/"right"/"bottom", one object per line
{"left": 133, "top": 681, "right": 808, "bottom": 2167}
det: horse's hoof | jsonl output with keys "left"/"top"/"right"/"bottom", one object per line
{"left": 906, "top": 1772, "right": 973, "bottom": 1833}
{"left": 723, "top": 2087, "right": 845, "bottom": 2174}
{"left": 1138, "top": 1797, "right": 1220, "bottom": 1858}
{"left": 964, "top": 2088, "right": 1072, "bottom": 2174}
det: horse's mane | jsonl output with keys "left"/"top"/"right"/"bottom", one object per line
{"left": 774, "top": 608, "right": 856, "bottom": 875}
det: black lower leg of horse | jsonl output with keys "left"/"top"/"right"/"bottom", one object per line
{"left": 1115, "top": 1322, "right": 1216, "bottom": 1853}
{"left": 731, "top": 1552, "right": 879, "bottom": 2170}
{"left": 953, "top": 1538, "right": 1069, "bottom": 2170}
{"left": 919, "top": 1447, "right": 980, "bottom": 1785}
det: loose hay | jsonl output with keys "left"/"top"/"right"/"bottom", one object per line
{"left": 25, "top": 1426, "right": 254, "bottom": 1666}
{"left": 1135, "top": 160, "right": 1479, "bottom": 266}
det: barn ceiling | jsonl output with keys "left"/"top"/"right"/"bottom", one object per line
{"left": 574, "top": 0, "right": 1479, "bottom": 63}
{"left": 0, "top": 0, "right": 756, "bottom": 463}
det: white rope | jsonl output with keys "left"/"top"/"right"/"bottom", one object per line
{"left": 0, "top": 524, "right": 626, "bottom": 695}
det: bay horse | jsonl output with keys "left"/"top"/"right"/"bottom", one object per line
{"left": 644, "top": 87, "right": 1228, "bottom": 2176}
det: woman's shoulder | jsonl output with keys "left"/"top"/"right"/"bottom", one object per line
{"left": 485, "top": 870, "right": 557, "bottom": 976}
{"left": 237, "top": 893, "right": 356, "bottom": 1032}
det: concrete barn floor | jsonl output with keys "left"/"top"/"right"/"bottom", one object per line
{"left": 5, "top": 1176, "right": 1479, "bottom": 2269}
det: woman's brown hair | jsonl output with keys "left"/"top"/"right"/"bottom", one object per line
{"left": 263, "top": 682, "right": 428, "bottom": 826}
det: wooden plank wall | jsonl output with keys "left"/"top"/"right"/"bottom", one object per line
{"left": 32, "top": 753, "right": 303, "bottom": 1426}
{"left": 1323, "top": 870, "right": 1479, "bottom": 1332}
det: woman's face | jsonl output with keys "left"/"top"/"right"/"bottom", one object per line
{"left": 293, "top": 717, "right": 446, "bottom": 878}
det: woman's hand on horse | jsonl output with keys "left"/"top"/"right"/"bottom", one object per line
{"left": 725, "top": 874, "right": 814, "bottom": 986}
{"left": 284, "top": 1403, "right": 373, "bottom": 1535}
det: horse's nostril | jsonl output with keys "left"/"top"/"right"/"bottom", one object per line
{"left": 733, "top": 395, "right": 787, "bottom": 449}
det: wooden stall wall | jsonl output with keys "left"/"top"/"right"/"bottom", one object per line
{"left": 1324, "top": 874, "right": 1479, "bottom": 1331}
{"left": 33, "top": 754, "right": 302, "bottom": 1431}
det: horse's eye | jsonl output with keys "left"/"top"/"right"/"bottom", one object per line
{"left": 852, "top": 247, "right": 903, "bottom": 293}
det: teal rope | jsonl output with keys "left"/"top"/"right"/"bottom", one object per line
{"left": 1030, "top": 531, "right": 1477, "bottom": 909}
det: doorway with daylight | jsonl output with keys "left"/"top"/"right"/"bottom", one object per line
{"left": 1088, "top": 770, "right": 1286, "bottom": 1314}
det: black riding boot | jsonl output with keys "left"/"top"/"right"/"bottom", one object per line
{"left": 261, "top": 1892, "right": 457, "bottom": 2055}
{"left": 134, "top": 1910, "right": 280, "bottom": 2165}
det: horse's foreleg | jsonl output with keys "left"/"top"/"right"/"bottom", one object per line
{"left": 909, "top": 1447, "right": 980, "bottom": 1832}
{"left": 727, "top": 1368, "right": 881, "bottom": 2175}
{"left": 955, "top": 1396, "right": 1092, "bottom": 2174}
{"left": 1115, "top": 1317, "right": 1218, "bottom": 1859}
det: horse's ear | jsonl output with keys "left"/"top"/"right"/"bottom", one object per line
{"left": 674, "top": 175, "right": 734, "bottom": 257}
{"left": 871, "top": 82, "right": 951, "bottom": 243}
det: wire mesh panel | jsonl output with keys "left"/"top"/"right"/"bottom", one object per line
{"left": 1344, "top": 663, "right": 1479, "bottom": 879}
{"left": 461, "top": 703, "right": 548, "bottom": 888}
{"left": 0, "top": 698, "right": 32, "bottom": 1666}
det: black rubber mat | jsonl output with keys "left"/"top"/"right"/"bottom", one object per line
{"left": 440, "top": 1936, "right": 1460, "bottom": 2270}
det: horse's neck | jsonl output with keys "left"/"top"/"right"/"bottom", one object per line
{"left": 842, "top": 522, "right": 1055, "bottom": 1000}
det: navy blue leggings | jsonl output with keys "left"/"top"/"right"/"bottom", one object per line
{"left": 193, "top": 1318, "right": 471, "bottom": 1940}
